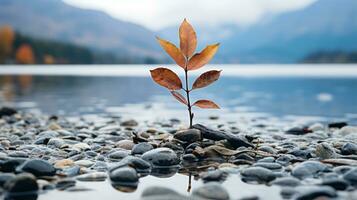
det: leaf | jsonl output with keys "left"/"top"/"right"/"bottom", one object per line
{"left": 187, "top": 43, "right": 220, "bottom": 71}
{"left": 193, "top": 100, "right": 220, "bottom": 109}
{"left": 171, "top": 91, "right": 187, "bottom": 105}
{"left": 192, "top": 70, "right": 221, "bottom": 90}
{"left": 156, "top": 37, "right": 186, "bottom": 68}
{"left": 179, "top": 19, "right": 197, "bottom": 58}
{"left": 150, "top": 68, "right": 182, "bottom": 90}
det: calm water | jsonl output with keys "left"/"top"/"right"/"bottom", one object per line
{"left": 1, "top": 65, "right": 357, "bottom": 118}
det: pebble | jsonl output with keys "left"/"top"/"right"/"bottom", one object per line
{"left": 0, "top": 173, "right": 15, "bottom": 187}
{"left": 4, "top": 173, "right": 38, "bottom": 198}
{"left": 16, "top": 159, "right": 56, "bottom": 177}
{"left": 315, "top": 142, "right": 336, "bottom": 159}
{"left": 109, "top": 166, "right": 139, "bottom": 184}
{"left": 131, "top": 143, "right": 153, "bottom": 155}
{"left": 120, "top": 119, "right": 138, "bottom": 127}
{"left": 174, "top": 129, "right": 201, "bottom": 143}
{"left": 54, "top": 159, "right": 74, "bottom": 169}
{"left": 76, "top": 172, "right": 107, "bottom": 182}
{"left": 321, "top": 178, "right": 349, "bottom": 190}
{"left": 292, "top": 161, "right": 328, "bottom": 179}
{"left": 343, "top": 168, "right": 357, "bottom": 186}
{"left": 293, "top": 186, "right": 337, "bottom": 200}
{"left": 253, "top": 162, "right": 282, "bottom": 170}
{"left": 240, "top": 167, "right": 276, "bottom": 183}
{"left": 341, "top": 142, "right": 357, "bottom": 155}
{"left": 142, "top": 148, "right": 180, "bottom": 167}
{"left": 111, "top": 156, "right": 151, "bottom": 174}
{"left": 108, "top": 150, "right": 129, "bottom": 160}
{"left": 192, "top": 182, "right": 230, "bottom": 200}
{"left": 74, "top": 160, "right": 94, "bottom": 168}
{"left": 270, "top": 177, "right": 301, "bottom": 187}
{"left": 116, "top": 140, "right": 135, "bottom": 150}
{"left": 201, "top": 170, "right": 228, "bottom": 183}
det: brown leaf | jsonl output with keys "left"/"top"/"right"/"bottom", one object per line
{"left": 156, "top": 37, "right": 186, "bottom": 68}
{"left": 192, "top": 70, "right": 221, "bottom": 90}
{"left": 179, "top": 19, "right": 197, "bottom": 58}
{"left": 150, "top": 68, "right": 182, "bottom": 90}
{"left": 171, "top": 91, "right": 187, "bottom": 105}
{"left": 187, "top": 43, "right": 219, "bottom": 70}
{"left": 193, "top": 100, "right": 220, "bottom": 109}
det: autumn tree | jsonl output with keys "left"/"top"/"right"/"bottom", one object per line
{"left": 15, "top": 44, "right": 35, "bottom": 64}
{"left": 0, "top": 25, "right": 15, "bottom": 63}
{"left": 150, "top": 19, "right": 221, "bottom": 128}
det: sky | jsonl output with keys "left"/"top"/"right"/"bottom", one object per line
{"left": 64, "top": 0, "right": 317, "bottom": 30}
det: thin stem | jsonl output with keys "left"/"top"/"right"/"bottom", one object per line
{"left": 187, "top": 173, "right": 192, "bottom": 192}
{"left": 184, "top": 59, "right": 193, "bottom": 128}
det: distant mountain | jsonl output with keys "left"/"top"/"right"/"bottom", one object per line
{"left": 0, "top": 0, "right": 162, "bottom": 61}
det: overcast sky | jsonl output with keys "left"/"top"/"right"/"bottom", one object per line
{"left": 64, "top": 0, "right": 317, "bottom": 30}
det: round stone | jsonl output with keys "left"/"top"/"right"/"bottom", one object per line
{"left": 131, "top": 143, "right": 153, "bottom": 155}
{"left": 292, "top": 161, "right": 328, "bottom": 179}
{"left": 4, "top": 173, "right": 38, "bottom": 196}
{"left": 141, "top": 148, "right": 180, "bottom": 167}
{"left": 109, "top": 166, "right": 138, "bottom": 183}
{"left": 174, "top": 129, "right": 201, "bottom": 143}
{"left": 116, "top": 140, "right": 135, "bottom": 150}
{"left": 240, "top": 167, "right": 276, "bottom": 183}
{"left": 16, "top": 159, "right": 56, "bottom": 177}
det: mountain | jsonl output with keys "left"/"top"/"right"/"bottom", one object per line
{"left": 0, "top": 0, "right": 162, "bottom": 61}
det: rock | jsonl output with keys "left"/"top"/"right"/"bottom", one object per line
{"left": 253, "top": 162, "right": 282, "bottom": 170}
{"left": 111, "top": 156, "right": 151, "bottom": 175}
{"left": 116, "top": 140, "right": 135, "bottom": 150}
{"left": 62, "top": 166, "right": 81, "bottom": 177}
{"left": 0, "top": 158, "right": 27, "bottom": 172}
{"left": 192, "top": 182, "right": 230, "bottom": 200}
{"left": 285, "top": 127, "right": 310, "bottom": 135}
{"left": 108, "top": 150, "right": 129, "bottom": 160}
{"left": 76, "top": 172, "right": 107, "bottom": 182}
{"left": 294, "top": 186, "right": 337, "bottom": 200}
{"left": 174, "top": 129, "right": 201, "bottom": 143}
{"left": 73, "top": 143, "right": 90, "bottom": 151}
{"left": 270, "top": 177, "right": 301, "bottom": 187}
{"left": 0, "top": 173, "right": 15, "bottom": 187}
{"left": 328, "top": 122, "right": 348, "bottom": 129}
{"left": 120, "top": 119, "right": 138, "bottom": 127}
{"left": 192, "top": 124, "right": 253, "bottom": 148}
{"left": 131, "top": 143, "right": 153, "bottom": 155}
{"left": 142, "top": 148, "right": 180, "bottom": 167}
{"left": 141, "top": 186, "right": 182, "bottom": 198}
{"left": 257, "top": 157, "right": 275, "bottom": 163}
{"left": 201, "top": 170, "right": 228, "bottom": 183}
{"left": 56, "top": 178, "right": 76, "bottom": 190}
{"left": 16, "top": 159, "right": 56, "bottom": 177}
{"left": 240, "top": 167, "right": 276, "bottom": 183}
{"left": 109, "top": 166, "right": 138, "bottom": 184}
{"left": 54, "top": 159, "right": 74, "bottom": 169}
{"left": 292, "top": 161, "right": 328, "bottom": 179}
{"left": 315, "top": 142, "right": 336, "bottom": 159}
{"left": 47, "top": 138, "right": 65, "bottom": 148}
{"left": 182, "top": 154, "right": 199, "bottom": 162}
{"left": 74, "top": 160, "right": 94, "bottom": 168}
{"left": 4, "top": 173, "right": 38, "bottom": 198}
{"left": 0, "top": 107, "right": 17, "bottom": 117}
{"left": 321, "top": 178, "right": 349, "bottom": 190}
{"left": 341, "top": 142, "right": 357, "bottom": 155}
{"left": 258, "top": 146, "right": 276, "bottom": 154}
{"left": 8, "top": 151, "right": 29, "bottom": 158}
{"left": 343, "top": 168, "right": 357, "bottom": 186}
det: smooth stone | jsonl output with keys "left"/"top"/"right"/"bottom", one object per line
{"left": 182, "top": 154, "right": 199, "bottom": 162}
{"left": 111, "top": 156, "right": 151, "bottom": 174}
{"left": 74, "top": 160, "right": 94, "bottom": 168}
{"left": 141, "top": 186, "right": 181, "bottom": 197}
{"left": 16, "top": 159, "right": 56, "bottom": 177}
{"left": 108, "top": 151, "right": 129, "bottom": 160}
{"left": 343, "top": 168, "right": 357, "bottom": 186}
{"left": 315, "top": 142, "right": 336, "bottom": 159}
{"left": 8, "top": 151, "right": 29, "bottom": 158}
{"left": 142, "top": 148, "right": 180, "bottom": 167}
{"left": 192, "top": 182, "right": 230, "bottom": 200}
{"left": 270, "top": 177, "right": 301, "bottom": 187}
{"left": 47, "top": 138, "right": 65, "bottom": 148}
{"left": 240, "top": 167, "right": 276, "bottom": 183}
{"left": 341, "top": 142, "right": 357, "bottom": 155}
{"left": 321, "top": 178, "right": 349, "bottom": 190}
{"left": 109, "top": 166, "right": 138, "bottom": 183}
{"left": 38, "top": 130, "right": 59, "bottom": 138}
{"left": 333, "top": 166, "right": 353, "bottom": 174}
{"left": 276, "top": 154, "right": 294, "bottom": 166}
{"left": 132, "top": 143, "right": 153, "bottom": 155}
{"left": 201, "top": 170, "right": 228, "bottom": 183}
{"left": 120, "top": 119, "right": 138, "bottom": 127}
{"left": 292, "top": 161, "right": 328, "bottom": 179}
{"left": 253, "top": 162, "right": 282, "bottom": 170}
{"left": 258, "top": 146, "right": 276, "bottom": 154}
{"left": 285, "top": 127, "right": 308, "bottom": 135}
{"left": 294, "top": 186, "right": 337, "bottom": 200}
{"left": 73, "top": 143, "right": 90, "bottom": 151}
{"left": 116, "top": 140, "right": 135, "bottom": 150}
{"left": 328, "top": 122, "right": 348, "bottom": 129}
{"left": 4, "top": 173, "right": 38, "bottom": 195}
{"left": 257, "top": 157, "right": 275, "bottom": 163}
{"left": 54, "top": 159, "right": 74, "bottom": 169}
{"left": 0, "top": 158, "right": 27, "bottom": 172}
{"left": 62, "top": 166, "right": 81, "bottom": 177}
{"left": 76, "top": 172, "right": 107, "bottom": 182}
{"left": 174, "top": 129, "right": 201, "bottom": 143}
{"left": 56, "top": 178, "right": 76, "bottom": 190}
{"left": 0, "top": 107, "right": 17, "bottom": 117}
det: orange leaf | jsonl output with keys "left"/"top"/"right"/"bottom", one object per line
{"left": 187, "top": 43, "right": 220, "bottom": 71}
{"left": 156, "top": 37, "right": 186, "bottom": 69}
{"left": 179, "top": 19, "right": 197, "bottom": 58}
{"left": 192, "top": 70, "right": 221, "bottom": 90}
{"left": 171, "top": 91, "right": 187, "bottom": 105}
{"left": 150, "top": 68, "right": 182, "bottom": 90}
{"left": 193, "top": 100, "right": 220, "bottom": 109}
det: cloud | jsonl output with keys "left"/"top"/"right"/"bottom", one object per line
{"left": 64, "top": 0, "right": 316, "bottom": 30}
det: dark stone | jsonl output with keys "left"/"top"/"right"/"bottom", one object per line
{"left": 192, "top": 124, "right": 253, "bottom": 148}
{"left": 241, "top": 167, "right": 276, "bottom": 183}
{"left": 321, "top": 178, "right": 349, "bottom": 190}
{"left": 253, "top": 162, "right": 282, "bottom": 170}
{"left": 341, "top": 143, "right": 357, "bottom": 155}
{"left": 131, "top": 143, "right": 153, "bottom": 155}
{"left": 174, "top": 129, "right": 201, "bottom": 143}
{"left": 182, "top": 154, "right": 198, "bottom": 162}
{"left": 0, "top": 173, "right": 15, "bottom": 187}
{"left": 270, "top": 177, "right": 301, "bottom": 187}
{"left": 108, "top": 151, "right": 129, "bottom": 160}
{"left": 110, "top": 156, "right": 151, "bottom": 175}
{"left": 285, "top": 127, "right": 310, "bottom": 135}
{"left": 16, "top": 159, "right": 56, "bottom": 177}
{"left": 109, "top": 166, "right": 138, "bottom": 183}
{"left": 4, "top": 173, "right": 38, "bottom": 199}
{"left": 201, "top": 170, "right": 228, "bottom": 183}
{"left": 343, "top": 168, "right": 357, "bottom": 186}
{"left": 142, "top": 148, "right": 180, "bottom": 167}
{"left": 294, "top": 186, "right": 337, "bottom": 200}
{"left": 0, "top": 107, "right": 17, "bottom": 117}
{"left": 292, "top": 161, "right": 328, "bottom": 179}
{"left": 0, "top": 159, "right": 27, "bottom": 173}
{"left": 56, "top": 178, "right": 76, "bottom": 190}
{"left": 328, "top": 122, "right": 348, "bottom": 129}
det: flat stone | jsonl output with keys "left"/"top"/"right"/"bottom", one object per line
{"left": 74, "top": 160, "right": 94, "bottom": 168}
{"left": 192, "top": 182, "right": 230, "bottom": 200}
{"left": 292, "top": 161, "right": 328, "bottom": 179}
{"left": 343, "top": 168, "right": 357, "bottom": 186}
{"left": 142, "top": 148, "right": 180, "bottom": 167}
{"left": 76, "top": 172, "right": 107, "bottom": 182}
{"left": 270, "top": 177, "right": 301, "bottom": 187}
{"left": 241, "top": 167, "right": 276, "bottom": 183}
{"left": 16, "top": 159, "right": 56, "bottom": 177}
{"left": 174, "top": 129, "right": 201, "bottom": 143}
{"left": 109, "top": 166, "right": 138, "bottom": 183}
{"left": 4, "top": 173, "right": 38, "bottom": 195}
{"left": 132, "top": 143, "right": 153, "bottom": 155}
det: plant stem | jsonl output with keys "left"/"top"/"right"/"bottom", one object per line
{"left": 184, "top": 60, "right": 193, "bottom": 128}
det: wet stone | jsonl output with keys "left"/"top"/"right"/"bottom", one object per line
{"left": 16, "top": 159, "right": 56, "bottom": 177}
{"left": 108, "top": 150, "right": 129, "bottom": 160}
{"left": 201, "top": 170, "right": 228, "bottom": 183}
{"left": 240, "top": 167, "right": 276, "bottom": 183}
{"left": 292, "top": 161, "right": 328, "bottom": 179}
{"left": 192, "top": 182, "right": 230, "bottom": 200}
{"left": 315, "top": 142, "right": 336, "bottom": 159}
{"left": 0, "top": 158, "right": 27, "bottom": 173}
{"left": 76, "top": 172, "right": 107, "bottom": 182}
{"left": 142, "top": 148, "right": 180, "bottom": 167}
{"left": 270, "top": 177, "right": 301, "bottom": 187}
{"left": 0, "top": 173, "right": 15, "bottom": 187}
{"left": 253, "top": 162, "right": 282, "bottom": 170}
{"left": 174, "top": 129, "right": 201, "bottom": 143}
{"left": 109, "top": 166, "right": 138, "bottom": 184}
{"left": 293, "top": 186, "right": 337, "bottom": 200}
{"left": 258, "top": 146, "right": 276, "bottom": 154}
{"left": 131, "top": 143, "right": 153, "bottom": 155}
{"left": 120, "top": 119, "right": 138, "bottom": 127}
{"left": 341, "top": 142, "right": 357, "bottom": 155}
{"left": 4, "top": 173, "right": 38, "bottom": 195}
{"left": 116, "top": 140, "right": 135, "bottom": 150}
{"left": 74, "top": 160, "right": 94, "bottom": 168}
{"left": 110, "top": 156, "right": 151, "bottom": 175}
{"left": 56, "top": 178, "right": 76, "bottom": 190}
{"left": 343, "top": 168, "right": 357, "bottom": 186}
{"left": 321, "top": 178, "right": 349, "bottom": 190}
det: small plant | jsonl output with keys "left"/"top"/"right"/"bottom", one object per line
{"left": 150, "top": 19, "right": 221, "bottom": 128}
